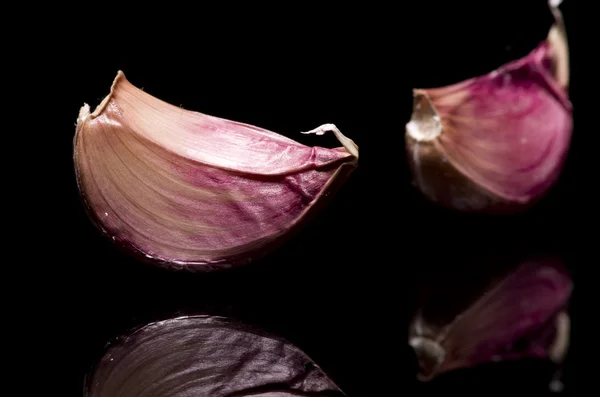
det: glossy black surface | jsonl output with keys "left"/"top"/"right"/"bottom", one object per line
{"left": 22, "top": 0, "right": 578, "bottom": 395}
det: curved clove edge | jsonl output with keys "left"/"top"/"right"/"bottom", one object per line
{"left": 73, "top": 72, "right": 358, "bottom": 272}
{"left": 405, "top": 129, "right": 519, "bottom": 214}
{"left": 83, "top": 315, "right": 287, "bottom": 380}
{"left": 74, "top": 160, "right": 357, "bottom": 273}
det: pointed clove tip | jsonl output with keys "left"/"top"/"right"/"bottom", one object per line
{"left": 549, "top": 0, "right": 563, "bottom": 9}
{"left": 301, "top": 123, "right": 359, "bottom": 160}
{"left": 547, "top": 0, "right": 569, "bottom": 91}
{"left": 77, "top": 103, "right": 91, "bottom": 124}
{"left": 88, "top": 70, "right": 128, "bottom": 119}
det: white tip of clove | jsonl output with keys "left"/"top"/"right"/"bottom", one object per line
{"left": 549, "top": 0, "right": 563, "bottom": 9}
{"left": 90, "top": 71, "right": 125, "bottom": 119}
{"left": 301, "top": 123, "right": 337, "bottom": 136}
{"left": 301, "top": 124, "right": 359, "bottom": 159}
{"left": 78, "top": 103, "right": 91, "bottom": 124}
{"left": 406, "top": 91, "right": 443, "bottom": 142}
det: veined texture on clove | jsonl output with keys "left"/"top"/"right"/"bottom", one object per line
{"left": 84, "top": 315, "right": 346, "bottom": 397}
{"left": 409, "top": 257, "right": 572, "bottom": 381}
{"left": 74, "top": 71, "right": 358, "bottom": 271}
{"left": 405, "top": 0, "right": 572, "bottom": 212}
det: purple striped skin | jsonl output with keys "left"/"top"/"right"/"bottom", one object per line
{"left": 409, "top": 258, "right": 573, "bottom": 381}
{"left": 84, "top": 316, "right": 346, "bottom": 397}
{"left": 405, "top": 2, "right": 571, "bottom": 213}
{"left": 74, "top": 72, "right": 358, "bottom": 271}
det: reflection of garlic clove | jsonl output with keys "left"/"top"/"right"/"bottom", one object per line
{"left": 74, "top": 71, "right": 358, "bottom": 271}
{"left": 409, "top": 336, "right": 446, "bottom": 381}
{"left": 548, "top": 310, "right": 570, "bottom": 364}
{"left": 409, "top": 258, "right": 573, "bottom": 381}
{"left": 84, "top": 316, "right": 346, "bottom": 397}
{"left": 406, "top": 0, "right": 572, "bottom": 212}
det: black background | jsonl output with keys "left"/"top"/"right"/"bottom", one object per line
{"left": 22, "top": 0, "right": 578, "bottom": 395}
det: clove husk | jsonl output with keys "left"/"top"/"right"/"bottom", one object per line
{"left": 405, "top": 0, "right": 572, "bottom": 212}
{"left": 409, "top": 258, "right": 572, "bottom": 381}
{"left": 84, "top": 316, "right": 346, "bottom": 397}
{"left": 74, "top": 71, "right": 358, "bottom": 271}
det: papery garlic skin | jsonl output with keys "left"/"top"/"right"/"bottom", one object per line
{"left": 406, "top": 1, "right": 572, "bottom": 212}
{"left": 74, "top": 71, "right": 358, "bottom": 271}
{"left": 85, "top": 316, "right": 346, "bottom": 397}
{"left": 409, "top": 258, "right": 573, "bottom": 381}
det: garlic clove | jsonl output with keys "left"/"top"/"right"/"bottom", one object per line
{"left": 406, "top": 0, "right": 572, "bottom": 212}
{"left": 409, "top": 258, "right": 573, "bottom": 381}
{"left": 84, "top": 316, "right": 346, "bottom": 397}
{"left": 74, "top": 71, "right": 358, "bottom": 271}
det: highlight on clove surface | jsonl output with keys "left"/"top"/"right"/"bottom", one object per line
{"left": 405, "top": 0, "right": 572, "bottom": 212}
{"left": 84, "top": 315, "right": 346, "bottom": 397}
{"left": 409, "top": 257, "right": 572, "bottom": 382}
{"left": 74, "top": 71, "right": 358, "bottom": 271}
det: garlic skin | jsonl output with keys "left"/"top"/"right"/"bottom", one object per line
{"left": 84, "top": 316, "right": 346, "bottom": 397}
{"left": 406, "top": 1, "right": 571, "bottom": 212}
{"left": 409, "top": 258, "right": 573, "bottom": 381}
{"left": 74, "top": 71, "right": 358, "bottom": 271}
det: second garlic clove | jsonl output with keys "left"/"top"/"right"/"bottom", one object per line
{"left": 405, "top": 1, "right": 572, "bottom": 213}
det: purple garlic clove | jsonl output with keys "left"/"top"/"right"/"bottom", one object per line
{"left": 409, "top": 257, "right": 573, "bottom": 381}
{"left": 405, "top": 0, "right": 572, "bottom": 212}
{"left": 84, "top": 316, "right": 346, "bottom": 397}
{"left": 74, "top": 71, "right": 358, "bottom": 271}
